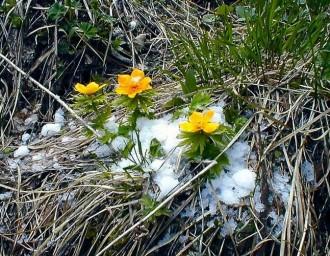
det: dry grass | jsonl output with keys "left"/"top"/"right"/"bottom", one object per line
{"left": 0, "top": 0, "right": 329, "bottom": 256}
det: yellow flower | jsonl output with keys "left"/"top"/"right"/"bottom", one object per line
{"left": 115, "top": 68, "right": 152, "bottom": 98}
{"left": 180, "top": 110, "right": 219, "bottom": 134}
{"left": 75, "top": 82, "right": 105, "bottom": 95}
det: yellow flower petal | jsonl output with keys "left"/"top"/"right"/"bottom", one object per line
{"left": 75, "top": 83, "right": 87, "bottom": 94}
{"left": 202, "top": 123, "right": 219, "bottom": 133}
{"left": 140, "top": 77, "right": 152, "bottom": 90}
{"left": 180, "top": 122, "right": 199, "bottom": 133}
{"left": 85, "top": 82, "right": 100, "bottom": 95}
{"left": 115, "top": 86, "right": 126, "bottom": 94}
{"left": 189, "top": 111, "right": 203, "bottom": 124}
{"left": 128, "top": 92, "right": 138, "bottom": 98}
{"left": 131, "top": 68, "right": 145, "bottom": 80}
{"left": 118, "top": 75, "right": 131, "bottom": 86}
{"left": 203, "top": 110, "right": 214, "bottom": 123}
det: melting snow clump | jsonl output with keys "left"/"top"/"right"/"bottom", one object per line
{"left": 220, "top": 218, "right": 237, "bottom": 237}
{"left": 21, "top": 133, "right": 31, "bottom": 144}
{"left": 202, "top": 141, "right": 256, "bottom": 209}
{"left": 41, "top": 108, "right": 65, "bottom": 137}
{"left": 301, "top": 160, "right": 314, "bottom": 183}
{"left": 268, "top": 210, "right": 284, "bottom": 237}
{"left": 271, "top": 169, "right": 291, "bottom": 206}
{"left": 254, "top": 185, "right": 265, "bottom": 213}
{"left": 14, "top": 145, "right": 30, "bottom": 158}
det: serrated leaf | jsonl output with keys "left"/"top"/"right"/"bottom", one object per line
{"left": 235, "top": 6, "right": 255, "bottom": 20}
{"left": 149, "top": 138, "right": 165, "bottom": 158}
{"left": 48, "top": 2, "right": 67, "bottom": 21}
{"left": 190, "top": 92, "right": 211, "bottom": 111}
{"left": 215, "top": 4, "right": 234, "bottom": 16}
{"left": 164, "top": 97, "right": 186, "bottom": 109}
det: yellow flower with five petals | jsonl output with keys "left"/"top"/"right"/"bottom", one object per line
{"left": 75, "top": 82, "right": 105, "bottom": 95}
{"left": 115, "top": 68, "right": 152, "bottom": 98}
{"left": 180, "top": 110, "right": 219, "bottom": 134}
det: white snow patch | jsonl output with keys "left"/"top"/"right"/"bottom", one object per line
{"left": 41, "top": 108, "right": 65, "bottom": 137}
{"left": 24, "top": 114, "right": 38, "bottom": 126}
{"left": 301, "top": 160, "right": 314, "bottom": 183}
{"left": 21, "top": 133, "right": 31, "bottom": 144}
{"left": 151, "top": 159, "right": 179, "bottom": 200}
{"left": 220, "top": 218, "right": 237, "bottom": 237}
{"left": 268, "top": 210, "right": 284, "bottom": 237}
{"left": 202, "top": 141, "right": 256, "bottom": 209}
{"left": 111, "top": 136, "right": 129, "bottom": 151}
{"left": 104, "top": 117, "right": 119, "bottom": 134}
{"left": 32, "top": 153, "right": 45, "bottom": 161}
{"left": 41, "top": 123, "right": 62, "bottom": 137}
{"left": 94, "top": 145, "right": 112, "bottom": 158}
{"left": 61, "top": 136, "right": 75, "bottom": 143}
{"left": 54, "top": 108, "right": 65, "bottom": 124}
{"left": 271, "top": 169, "right": 291, "bottom": 206}
{"left": 14, "top": 145, "right": 29, "bottom": 158}
{"left": 254, "top": 185, "right": 265, "bottom": 213}
{"left": 0, "top": 192, "right": 12, "bottom": 201}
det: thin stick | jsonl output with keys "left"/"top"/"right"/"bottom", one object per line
{"left": 0, "top": 52, "right": 98, "bottom": 136}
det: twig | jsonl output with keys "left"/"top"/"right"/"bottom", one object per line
{"left": 0, "top": 52, "right": 98, "bottom": 136}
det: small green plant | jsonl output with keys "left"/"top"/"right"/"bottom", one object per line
{"left": 140, "top": 195, "right": 170, "bottom": 222}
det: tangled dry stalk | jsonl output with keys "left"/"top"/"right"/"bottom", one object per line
{"left": 0, "top": 1, "right": 329, "bottom": 256}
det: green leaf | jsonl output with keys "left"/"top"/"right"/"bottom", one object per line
{"left": 190, "top": 92, "right": 211, "bottom": 111}
{"left": 91, "top": 107, "right": 111, "bottom": 130}
{"left": 202, "top": 14, "right": 216, "bottom": 24}
{"left": 182, "top": 69, "right": 197, "bottom": 95}
{"left": 48, "top": 2, "right": 67, "bottom": 21}
{"left": 122, "top": 139, "right": 135, "bottom": 158}
{"left": 215, "top": 4, "right": 234, "bottom": 17}
{"left": 9, "top": 14, "right": 22, "bottom": 28}
{"left": 207, "top": 154, "right": 229, "bottom": 179}
{"left": 149, "top": 138, "right": 165, "bottom": 159}
{"left": 77, "top": 22, "right": 98, "bottom": 39}
{"left": 235, "top": 6, "right": 255, "bottom": 20}
{"left": 140, "top": 195, "right": 170, "bottom": 221}
{"left": 117, "top": 123, "right": 131, "bottom": 136}
{"left": 99, "top": 131, "right": 115, "bottom": 144}
{"left": 164, "top": 97, "right": 186, "bottom": 110}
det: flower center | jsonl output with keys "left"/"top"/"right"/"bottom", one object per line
{"left": 131, "top": 76, "right": 141, "bottom": 83}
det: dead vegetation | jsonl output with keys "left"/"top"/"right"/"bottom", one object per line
{"left": 0, "top": 1, "right": 329, "bottom": 256}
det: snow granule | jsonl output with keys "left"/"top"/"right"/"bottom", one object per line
{"left": 32, "top": 153, "right": 45, "bottom": 161}
{"left": 201, "top": 141, "right": 256, "bottom": 209}
{"left": 14, "top": 145, "right": 30, "bottom": 158}
{"left": 111, "top": 136, "right": 129, "bottom": 151}
{"left": 54, "top": 108, "right": 65, "bottom": 124}
{"left": 41, "top": 123, "right": 62, "bottom": 137}
{"left": 268, "top": 210, "right": 284, "bottom": 237}
{"left": 301, "top": 160, "right": 314, "bottom": 183}
{"left": 104, "top": 117, "right": 119, "bottom": 134}
{"left": 180, "top": 208, "right": 195, "bottom": 218}
{"left": 7, "top": 158, "right": 20, "bottom": 169}
{"left": 154, "top": 164, "right": 179, "bottom": 200}
{"left": 93, "top": 144, "right": 112, "bottom": 158}
{"left": 209, "top": 105, "right": 226, "bottom": 123}
{"left": 32, "top": 163, "right": 44, "bottom": 172}
{"left": 232, "top": 169, "right": 256, "bottom": 191}
{"left": 24, "top": 114, "right": 38, "bottom": 126}
{"left": 178, "top": 235, "right": 188, "bottom": 244}
{"left": 271, "top": 169, "right": 291, "bottom": 206}
{"left": 220, "top": 218, "right": 237, "bottom": 237}
{"left": 0, "top": 192, "right": 12, "bottom": 201}
{"left": 21, "top": 133, "right": 31, "bottom": 144}
{"left": 254, "top": 185, "right": 265, "bottom": 213}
